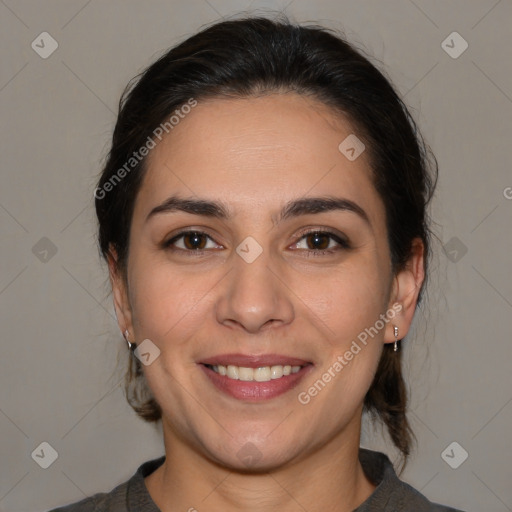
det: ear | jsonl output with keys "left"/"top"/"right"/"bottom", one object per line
{"left": 107, "top": 245, "right": 134, "bottom": 339}
{"left": 383, "top": 238, "right": 425, "bottom": 344}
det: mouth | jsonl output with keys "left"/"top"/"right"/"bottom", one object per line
{"left": 199, "top": 354, "right": 313, "bottom": 401}
{"left": 204, "top": 363, "right": 303, "bottom": 382}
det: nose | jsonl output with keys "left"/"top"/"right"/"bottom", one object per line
{"left": 215, "top": 244, "right": 295, "bottom": 334}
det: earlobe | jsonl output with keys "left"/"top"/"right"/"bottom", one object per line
{"left": 384, "top": 238, "right": 425, "bottom": 343}
{"left": 107, "top": 245, "right": 134, "bottom": 338}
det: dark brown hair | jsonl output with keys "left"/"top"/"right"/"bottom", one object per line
{"left": 96, "top": 15, "right": 437, "bottom": 465}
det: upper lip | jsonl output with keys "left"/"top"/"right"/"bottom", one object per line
{"left": 200, "top": 353, "right": 312, "bottom": 368}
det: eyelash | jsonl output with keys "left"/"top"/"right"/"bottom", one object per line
{"left": 163, "top": 228, "right": 350, "bottom": 257}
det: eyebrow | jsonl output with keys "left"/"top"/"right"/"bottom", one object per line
{"left": 146, "top": 194, "right": 371, "bottom": 227}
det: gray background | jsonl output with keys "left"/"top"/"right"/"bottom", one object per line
{"left": 1, "top": 1, "right": 511, "bottom": 511}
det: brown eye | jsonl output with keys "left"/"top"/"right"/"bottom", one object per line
{"left": 182, "top": 231, "right": 208, "bottom": 250}
{"left": 305, "top": 232, "right": 330, "bottom": 250}
{"left": 164, "top": 231, "right": 222, "bottom": 252}
{"left": 293, "top": 230, "right": 350, "bottom": 254}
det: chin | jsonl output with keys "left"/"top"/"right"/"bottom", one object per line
{"left": 202, "top": 432, "right": 304, "bottom": 473}
{"left": 211, "top": 446, "right": 297, "bottom": 473}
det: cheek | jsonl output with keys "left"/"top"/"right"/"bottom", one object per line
{"left": 300, "top": 259, "right": 390, "bottom": 343}
{"left": 127, "top": 257, "right": 216, "bottom": 347}
{"left": 296, "top": 268, "right": 386, "bottom": 429}
{"left": 295, "top": 258, "right": 388, "bottom": 398}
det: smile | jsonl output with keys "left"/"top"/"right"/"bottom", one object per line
{"left": 205, "top": 364, "right": 303, "bottom": 382}
{"left": 199, "top": 355, "right": 313, "bottom": 401}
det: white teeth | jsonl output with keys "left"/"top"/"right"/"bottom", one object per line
{"left": 238, "top": 367, "right": 253, "bottom": 381}
{"left": 227, "top": 365, "right": 239, "bottom": 379}
{"left": 254, "top": 367, "right": 271, "bottom": 382}
{"left": 270, "top": 365, "right": 283, "bottom": 379}
{"left": 209, "top": 364, "right": 303, "bottom": 382}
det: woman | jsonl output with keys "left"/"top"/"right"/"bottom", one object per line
{"left": 51, "top": 16, "right": 464, "bottom": 512}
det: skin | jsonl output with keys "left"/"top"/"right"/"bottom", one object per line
{"left": 109, "top": 93, "right": 425, "bottom": 512}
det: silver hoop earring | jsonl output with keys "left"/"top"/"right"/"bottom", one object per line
{"left": 124, "top": 329, "right": 135, "bottom": 351}
{"left": 393, "top": 325, "right": 399, "bottom": 352}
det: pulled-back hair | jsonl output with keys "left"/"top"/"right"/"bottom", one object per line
{"left": 96, "top": 15, "right": 437, "bottom": 465}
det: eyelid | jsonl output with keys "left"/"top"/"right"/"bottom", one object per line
{"left": 163, "top": 227, "right": 350, "bottom": 253}
{"left": 292, "top": 227, "right": 350, "bottom": 248}
{"left": 163, "top": 228, "right": 223, "bottom": 251}
{"left": 294, "top": 226, "right": 348, "bottom": 238}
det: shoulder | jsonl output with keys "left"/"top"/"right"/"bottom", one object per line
{"left": 46, "top": 481, "right": 129, "bottom": 511}
{"left": 391, "top": 478, "right": 465, "bottom": 512}
{"left": 46, "top": 455, "right": 165, "bottom": 512}
{"left": 357, "top": 449, "right": 466, "bottom": 512}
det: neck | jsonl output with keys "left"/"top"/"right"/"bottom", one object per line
{"left": 145, "top": 420, "right": 375, "bottom": 512}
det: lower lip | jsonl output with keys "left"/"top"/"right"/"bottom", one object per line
{"left": 200, "top": 364, "right": 313, "bottom": 401}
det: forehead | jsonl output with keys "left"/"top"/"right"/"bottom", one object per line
{"left": 136, "top": 93, "right": 384, "bottom": 224}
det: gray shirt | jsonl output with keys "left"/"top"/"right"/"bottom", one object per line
{"left": 48, "top": 449, "right": 464, "bottom": 511}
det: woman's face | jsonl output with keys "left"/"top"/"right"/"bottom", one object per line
{"left": 111, "top": 93, "right": 421, "bottom": 470}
